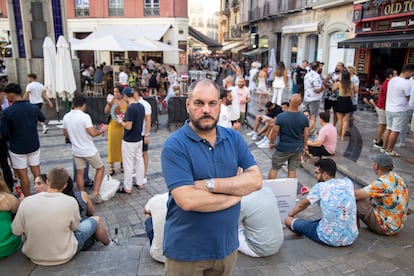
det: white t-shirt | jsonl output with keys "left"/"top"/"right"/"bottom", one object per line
{"left": 138, "top": 98, "right": 152, "bottom": 136}
{"left": 227, "top": 86, "right": 240, "bottom": 121}
{"left": 26, "top": 81, "right": 44, "bottom": 104}
{"left": 63, "top": 109, "right": 98, "bottom": 157}
{"left": 145, "top": 193, "right": 168, "bottom": 263}
{"left": 218, "top": 104, "right": 232, "bottom": 128}
{"left": 118, "top": 71, "right": 128, "bottom": 85}
{"left": 304, "top": 70, "right": 323, "bottom": 102}
{"left": 386, "top": 76, "right": 411, "bottom": 113}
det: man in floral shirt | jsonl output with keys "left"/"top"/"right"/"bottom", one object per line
{"left": 355, "top": 154, "right": 409, "bottom": 235}
{"left": 285, "top": 158, "right": 358, "bottom": 246}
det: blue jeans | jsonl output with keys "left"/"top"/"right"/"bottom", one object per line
{"left": 74, "top": 217, "right": 97, "bottom": 253}
{"left": 144, "top": 217, "right": 154, "bottom": 246}
{"left": 291, "top": 218, "right": 325, "bottom": 245}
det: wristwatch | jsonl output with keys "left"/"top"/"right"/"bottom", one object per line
{"left": 205, "top": 178, "right": 215, "bottom": 193}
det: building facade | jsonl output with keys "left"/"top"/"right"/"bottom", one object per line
{"left": 338, "top": 0, "right": 414, "bottom": 86}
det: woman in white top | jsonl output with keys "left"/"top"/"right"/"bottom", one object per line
{"left": 256, "top": 68, "right": 269, "bottom": 111}
{"left": 272, "top": 62, "right": 289, "bottom": 106}
{"left": 167, "top": 65, "right": 178, "bottom": 94}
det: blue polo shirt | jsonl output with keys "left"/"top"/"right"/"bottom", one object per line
{"left": 1, "top": 100, "right": 45, "bottom": 154}
{"left": 161, "top": 121, "right": 257, "bottom": 261}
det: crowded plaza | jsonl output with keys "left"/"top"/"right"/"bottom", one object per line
{"left": 1, "top": 0, "right": 414, "bottom": 275}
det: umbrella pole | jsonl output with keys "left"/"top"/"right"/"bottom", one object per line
{"left": 65, "top": 92, "right": 70, "bottom": 112}
{"left": 55, "top": 93, "right": 60, "bottom": 121}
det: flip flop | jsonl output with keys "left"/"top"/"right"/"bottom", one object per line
{"left": 117, "top": 187, "right": 130, "bottom": 194}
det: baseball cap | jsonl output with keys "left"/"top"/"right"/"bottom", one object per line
{"left": 368, "top": 154, "right": 394, "bottom": 170}
{"left": 122, "top": 87, "right": 133, "bottom": 97}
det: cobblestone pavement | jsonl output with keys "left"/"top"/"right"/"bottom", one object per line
{"left": 1, "top": 106, "right": 413, "bottom": 275}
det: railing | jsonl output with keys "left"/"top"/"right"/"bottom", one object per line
{"left": 231, "top": 26, "right": 242, "bottom": 38}
{"left": 144, "top": 7, "right": 160, "bottom": 16}
{"left": 109, "top": 8, "right": 123, "bottom": 16}
{"left": 75, "top": 8, "right": 89, "bottom": 17}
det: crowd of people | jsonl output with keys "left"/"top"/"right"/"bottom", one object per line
{"left": 0, "top": 54, "right": 412, "bottom": 274}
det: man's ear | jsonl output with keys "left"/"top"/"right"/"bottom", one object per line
{"left": 62, "top": 182, "right": 67, "bottom": 191}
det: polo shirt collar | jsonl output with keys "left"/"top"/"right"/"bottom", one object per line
{"left": 182, "top": 120, "right": 227, "bottom": 144}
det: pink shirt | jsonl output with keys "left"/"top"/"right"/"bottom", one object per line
{"left": 318, "top": 123, "right": 337, "bottom": 154}
{"left": 236, "top": 86, "right": 250, "bottom": 113}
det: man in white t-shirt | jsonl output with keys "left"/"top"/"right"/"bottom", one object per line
{"left": 223, "top": 76, "right": 240, "bottom": 126}
{"left": 24, "top": 73, "right": 53, "bottom": 134}
{"left": 118, "top": 66, "right": 128, "bottom": 86}
{"left": 218, "top": 88, "right": 240, "bottom": 130}
{"left": 144, "top": 192, "right": 168, "bottom": 263}
{"left": 63, "top": 96, "right": 107, "bottom": 203}
{"left": 133, "top": 86, "right": 152, "bottom": 189}
{"left": 382, "top": 64, "right": 414, "bottom": 157}
{"left": 303, "top": 62, "right": 323, "bottom": 132}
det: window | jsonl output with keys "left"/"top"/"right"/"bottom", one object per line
{"left": 75, "top": 0, "right": 89, "bottom": 16}
{"left": 109, "top": 0, "right": 124, "bottom": 16}
{"left": 144, "top": 0, "right": 159, "bottom": 16}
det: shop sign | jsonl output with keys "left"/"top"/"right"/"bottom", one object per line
{"left": 383, "top": 0, "right": 414, "bottom": 16}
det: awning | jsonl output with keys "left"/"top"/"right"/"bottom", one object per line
{"left": 338, "top": 33, "right": 414, "bottom": 49}
{"left": 219, "top": 41, "right": 243, "bottom": 52}
{"left": 231, "top": 44, "right": 247, "bottom": 54}
{"left": 282, "top": 22, "right": 319, "bottom": 34}
{"left": 88, "top": 24, "right": 171, "bottom": 40}
{"left": 242, "top": 48, "right": 268, "bottom": 57}
{"left": 189, "top": 26, "right": 222, "bottom": 50}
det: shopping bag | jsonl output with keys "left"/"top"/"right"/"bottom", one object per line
{"left": 99, "top": 174, "right": 120, "bottom": 201}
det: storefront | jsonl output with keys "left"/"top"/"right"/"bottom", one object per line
{"left": 338, "top": 0, "right": 414, "bottom": 87}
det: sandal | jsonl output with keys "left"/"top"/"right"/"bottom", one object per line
{"left": 117, "top": 187, "right": 131, "bottom": 194}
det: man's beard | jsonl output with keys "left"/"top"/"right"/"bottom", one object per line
{"left": 190, "top": 114, "right": 218, "bottom": 132}
{"left": 334, "top": 68, "right": 340, "bottom": 73}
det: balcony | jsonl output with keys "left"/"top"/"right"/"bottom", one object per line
{"left": 144, "top": 7, "right": 160, "bottom": 16}
{"left": 231, "top": 0, "right": 240, "bottom": 12}
{"left": 231, "top": 25, "right": 242, "bottom": 38}
{"left": 109, "top": 8, "right": 123, "bottom": 16}
{"left": 75, "top": 8, "right": 89, "bottom": 17}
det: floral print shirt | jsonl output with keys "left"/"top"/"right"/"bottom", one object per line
{"left": 363, "top": 172, "right": 409, "bottom": 235}
{"left": 307, "top": 177, "right": 358, "bottom": 246}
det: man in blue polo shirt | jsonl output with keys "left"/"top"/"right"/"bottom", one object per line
{"left": 1, "top": 83, "right": 45, "bottom": 196}
{"left": 161, "top": 79, "right": 262, "bottom": 275}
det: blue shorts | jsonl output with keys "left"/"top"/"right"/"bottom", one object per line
{"left": 291, "top": 218, "right": 325, "bottom": 245}
{"left": 74, "top": 217, "right": 97, "bottom": 253}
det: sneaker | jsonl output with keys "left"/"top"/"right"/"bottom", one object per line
{"left": 379, "top": 148, "right": 386, "bottom": 153}
{"left": 395, "top": 142, "right": 406, "bottom": 148}
{"left": 142, "top": 177, "right": 147, "bottom": 184}
{"left": 42, "top": 126, "right": 49, "bottom": 134}
{"left": 89, "top": 194, "right": 103, "bottom": 204}
{"left": 258, "top": 140, "right": 270, "bottom": 148}
{"left": 246, "top": 131, "right": 255, "bottom": 136}
{"left": 256, "top": 137, "right": 268, "bottom": 145}
{"left": 373, "top": 143, "right": 383, "bottom": 150}
{"left": 251, "top": 134, "right": 259, "bottom": 141}
{"left": 385, "top": 150, "right": 400, "bottom": 157}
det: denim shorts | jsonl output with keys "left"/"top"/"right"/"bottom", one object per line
{"left": 291, "top": 218, "right": 325, "bottom": 245}
{"left": 74, "top": 217, "right": 97, "bottom": 253}
{"left": 386, "top": 111, "right": 408, "bottom": 132}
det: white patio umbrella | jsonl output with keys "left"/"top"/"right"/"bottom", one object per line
{"left": 42, "top": 37, "right": 56, "bottom": 100}
{"left": 71, "top": 34, "right": 143, "bottom": 51}
{"left": 56, "top": 36, "right": 76, "bottom": 104}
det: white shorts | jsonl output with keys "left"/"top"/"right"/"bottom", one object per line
{"left": 9, "top": 149, "right": 40, "bottom": 169}
{"left": 237, "top": 228, "right": 259, "bottom": 257}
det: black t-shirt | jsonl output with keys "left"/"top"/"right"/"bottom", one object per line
{"left": 266, "top": 105, "right": 283, "bottom": 118}
{"left": 295, "top": 66, "right": 307, "bottom": 85}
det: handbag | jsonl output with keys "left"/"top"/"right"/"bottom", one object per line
{"left": 99, "top": 174, "right": 120, "bottom": 201}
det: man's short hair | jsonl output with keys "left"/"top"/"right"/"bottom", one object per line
{"left": 315, "top": 158, "right": 337, "bottom": 178}
{"left": 385, "top": 68, "right": 394, "bottom": 78}
{"left": 47, "top": 167, "right": 69, "bottom": 190}
{"left": 281, "top": 101, "right": 289, "bottom": 107}
{"left": 188, "top": 79, "right": 220, "bottom": 100}
{"left": 265, "top": 101, "right": 273, "bottom": 108}
{"left": 401, "top": 63, "right": 414, "bottom": 73}
{"left": 310, "top": 62, "right": 320, "bottom": 71}
{"left": 72, "top": 95, "right": 87, "bottom": 108}
{"left": 319, "top": 111, "right": 330, "bottom": 123}
{"left": 4, "top": 83, "right": 22, "bottom": 95}
{"left": 28, "top": 73, "right": 37, "bottom": 79}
